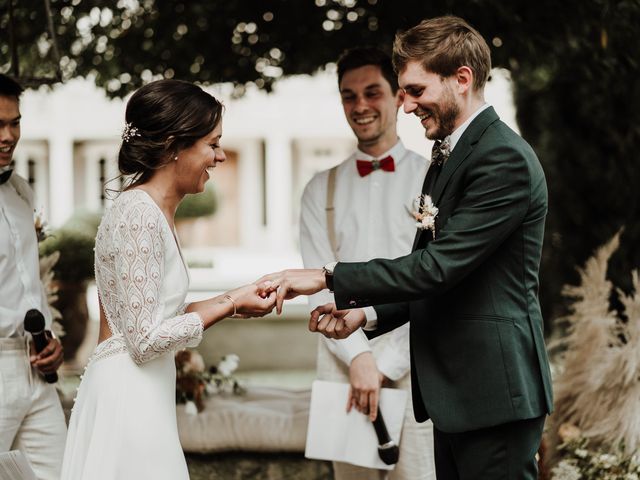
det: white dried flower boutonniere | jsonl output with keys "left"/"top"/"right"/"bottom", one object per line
{"left": 34, "top": 208, "right": 51, "bottom": 243}
{"left": 411, "top": 194, "right": 439, "bottom": 237}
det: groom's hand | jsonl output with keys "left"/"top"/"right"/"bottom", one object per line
{"left": 256, "top": 269, "right": 327, "bottom": 314}
{"left": 309, "top": 303, "right": 366, "bottom": 339}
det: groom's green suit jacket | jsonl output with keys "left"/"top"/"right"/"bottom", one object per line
{"left": 333, "top": 107, "right": 554, "bottom": 433}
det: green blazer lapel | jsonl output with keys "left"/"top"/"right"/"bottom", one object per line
{"left": 432, "top": 141, "right": 471, "bottom": 205}
{"left": 411, "top": 107, "right": 500, "bottom": 251}
{"left": 431, "top": 107, "right": 500, "bottom": 205}
{"left": 409, "top": 141, "right": 472, "bottom": 252}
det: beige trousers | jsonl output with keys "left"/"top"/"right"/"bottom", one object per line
{"left": 0, "top": 337, "right": 66, "bottom": 480}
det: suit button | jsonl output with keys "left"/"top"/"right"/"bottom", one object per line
{"left": 349, "top": 300, "right": 357, "bottom": 307}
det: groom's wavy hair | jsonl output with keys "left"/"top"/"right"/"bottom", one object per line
{"left": 392, "top": 15, "right": 491, "bottom": 92}
{"left": 117, "top": 79, "right": 223, "bottom": 188}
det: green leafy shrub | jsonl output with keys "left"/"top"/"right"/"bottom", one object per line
{"left": 62, "top": 209, "right": 102, "bottom": 236}
{"left": 175, "top": 185, "right": 218, "bottom": 219}
{"left": 39, "top": 210, "right": 102, "bottom": 284}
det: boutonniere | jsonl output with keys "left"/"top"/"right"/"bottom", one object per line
{"left": 34, "top": 209, "right": 50, "bottom": 243}
{"left": 410, "top": 194, "right": 439, "bottom": 237}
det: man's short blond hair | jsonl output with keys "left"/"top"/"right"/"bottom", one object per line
{"left": 393, "top": 15, "right": 491, "bottom": 91}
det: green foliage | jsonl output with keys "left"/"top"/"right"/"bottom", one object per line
{"left": 175, "top": 184, "right": 217, "bottom": 219}
{"left": 551, "top": 437, "right": 640, "bottom": 480}
{"left": 1, "top": 0, "right": 489, "bottom": 96}
{"left": 38, "top": 210, "right": 102, "bottom": 284}
{"left": 61, "top": 208, "right": 103, "bottom": 235}
{"left": 508, "top": 0, "right": 640, "bottom": 324}
{"left": 39, "top": 228, "right": 95, "bottom": 284}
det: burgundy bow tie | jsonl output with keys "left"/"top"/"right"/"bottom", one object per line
{"left": 356, "top": 156, "right": 395, "bottom": 177}
{"left": 0, "top": 169, "right": 13, "bottom": 185}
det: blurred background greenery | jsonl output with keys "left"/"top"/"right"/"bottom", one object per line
{"left": 39, "top": 209, "right": 101, "bottom": 361}
{"left": 176, "top": 184, "right": 218, "bottom": 219}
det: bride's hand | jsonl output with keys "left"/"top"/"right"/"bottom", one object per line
{"left": 226, "top": 283, "right": 276, "bottom": 318}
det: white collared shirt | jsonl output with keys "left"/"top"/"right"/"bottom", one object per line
{"left": 300, "top": 140, "right": 428, "bottom": 380}
{"left": 446, "top": 103, "right": 491, "bottom": 155}
{"left": 0, "top": 171, "right": 52, "bottom": 337}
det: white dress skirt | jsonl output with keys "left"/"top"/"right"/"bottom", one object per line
{"left": 62, "top": 351, "right": 188, "bottom": 479}
{"left": 61, "top": 189, "right": 204, "bottom": 479}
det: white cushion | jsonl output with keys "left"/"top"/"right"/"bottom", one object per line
{"left": 177, "top": 387, "right": 311, "bottom": 453}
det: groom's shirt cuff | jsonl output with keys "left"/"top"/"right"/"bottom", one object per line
{"left": 362, "top": 306, "right": 378, "bottom": 331}
{"left": 322, "top": 329, "right": 372, "bottom": 366}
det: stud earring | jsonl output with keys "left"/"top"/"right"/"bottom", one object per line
{"left": 174, "top": 155, "right": 178, "bottom": 161}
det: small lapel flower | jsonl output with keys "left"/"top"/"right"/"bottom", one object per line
{"left": 34, "top": 209, "right": 50, "bottom": 243}
{"left": 411, "top": 194, "right": 439, "bottom": 237}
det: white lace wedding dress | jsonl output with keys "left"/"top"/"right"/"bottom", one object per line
{"left": 61, "top": 189, "right": 204, "bottom": 480}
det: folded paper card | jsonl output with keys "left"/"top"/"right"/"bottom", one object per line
{"left": 305, "top": 380, "right": 408, "bottom": 470}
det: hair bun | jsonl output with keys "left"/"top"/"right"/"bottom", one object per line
{"left": 116, "top": 79, "right": 223, "bottom": 187}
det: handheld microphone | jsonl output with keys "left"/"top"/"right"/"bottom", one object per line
{"left": 23, "top": 309, "right": 58, "bottom": 384}
{"left": 372, "top": 407, "right": 399, "bottom": 465}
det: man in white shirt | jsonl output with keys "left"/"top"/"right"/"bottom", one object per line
{"left": 300, "top": 47, "right": 435, "bottom": 480}
{"left": 0, "top": 73, "right": 67, "bottom": 479}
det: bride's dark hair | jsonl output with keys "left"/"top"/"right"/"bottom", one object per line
{"left": 118, "top": 79, "right": 223, "bottom": 187}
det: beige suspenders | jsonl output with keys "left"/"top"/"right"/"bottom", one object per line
{"left": 325, "top": 165, "right": 339, "bottom": 257}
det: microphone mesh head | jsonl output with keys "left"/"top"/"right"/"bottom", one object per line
{"left": 24, "top": 309, "right": 45, "bottom": 333}
{"left": 378, "top": 444, "right": 400, "bottom": 465}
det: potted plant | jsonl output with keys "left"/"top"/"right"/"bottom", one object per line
{"left": 175, "top": 184, "right": 218, "bottom": 248}
{"left": 39, "top": 210, "right": 101, "bottom": 363}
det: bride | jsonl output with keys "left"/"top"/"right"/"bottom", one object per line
{"left": 61, "top": 79, "right": 276, "bottom": 479}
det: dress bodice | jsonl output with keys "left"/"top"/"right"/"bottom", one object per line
{"left": 92, "top": 189, "right": 203, "bottom": 365}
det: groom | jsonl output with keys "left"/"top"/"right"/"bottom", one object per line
{"left": 260, "top": 15, "right": 553, "bottom": 479}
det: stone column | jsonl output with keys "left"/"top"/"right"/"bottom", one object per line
{"left": 264, "top": 135, "right": 294, "bottom": 251}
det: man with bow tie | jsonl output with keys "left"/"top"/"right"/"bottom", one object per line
{"left": 262, "top": 16, "right": 553, "bottom": 480}
{"left": 0, "top": 73, "right": 66, "bottom": 479}
{"left": 299, "top": 47, "right": 436, "bottom": 480}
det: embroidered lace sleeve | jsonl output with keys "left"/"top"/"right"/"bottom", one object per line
{"left": 175, "top": 303, "right": 188, "bottom": 316}
{"left": 113, "top": 201, "right": 203, "bottom": 364}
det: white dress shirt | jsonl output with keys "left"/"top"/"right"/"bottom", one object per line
{"left": 448, "top": 103, "right": 490, "bottom": 153}
{"left": 0, "top": 168, "right": 52, "bottom": 338}
{"left": 300, "top": 140, "right": 428, "bottom": 380}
